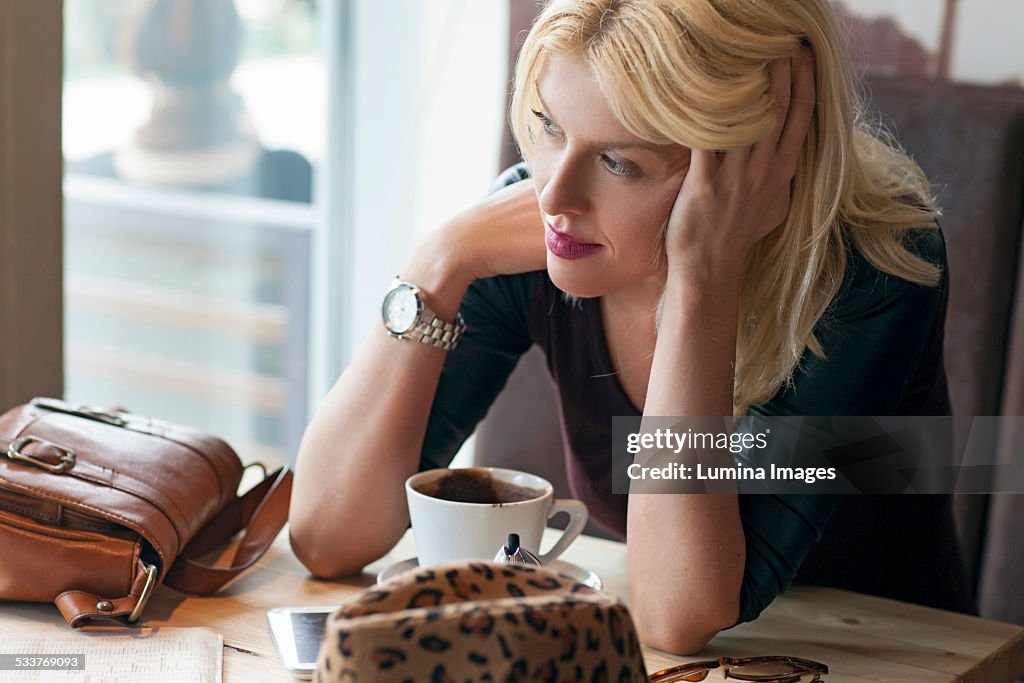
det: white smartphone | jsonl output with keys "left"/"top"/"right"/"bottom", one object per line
{"left": 266, "top": 605, "right": 338, "bottom": 679}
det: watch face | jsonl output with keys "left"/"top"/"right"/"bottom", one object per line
{"left": 383, "top": 284, "right": 420, "bottom": 334}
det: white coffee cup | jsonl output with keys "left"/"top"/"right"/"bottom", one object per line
{"left": 405, "top": 467, "right": 588, "bottom": 567}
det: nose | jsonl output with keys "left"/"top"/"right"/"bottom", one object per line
{"left": 536, "top": 152, "right": 590, "bottom": 218}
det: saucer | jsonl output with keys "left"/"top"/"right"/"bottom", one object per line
{"left": 377, "top": 557, "right": 603, "bottom": 590}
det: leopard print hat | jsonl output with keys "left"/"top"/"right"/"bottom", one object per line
{"left": 315, "top": 561, "right": 649, "bottom": 682}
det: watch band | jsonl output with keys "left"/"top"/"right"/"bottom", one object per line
{"left": 407, "top": 310, "right": 466, "bottom": 350}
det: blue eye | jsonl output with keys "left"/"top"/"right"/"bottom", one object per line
{"left": 531, "top": 109, "right": 562, "bottom": 138}
{"left": 601, "top": 154, "right": 634, "bottom": 177}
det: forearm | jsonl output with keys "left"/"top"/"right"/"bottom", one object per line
{"left": 290, "top": 242, "right": 471, "bottom": 578}
{"left": 627, "top": 270, "right": 745, "bottom": 654}
{"left": 289, "top": 180, "right": 545, "bottom": 577}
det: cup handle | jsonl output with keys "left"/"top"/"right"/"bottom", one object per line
{"left": 539, "top": 499, "right": 588, "bottom": 565}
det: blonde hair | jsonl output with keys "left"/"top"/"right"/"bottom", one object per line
{"left": 510, "top": 0, "right": 942, "bottom": 414}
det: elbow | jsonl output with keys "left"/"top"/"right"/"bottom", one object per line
{"left": 642, "top": 623, "right": 721, "bottom": 657}
{"left": 634, "top": 598, "right": 740, "bottom": 656}
{"left": 288, "top": 510, "right": 365, "bottom": 579}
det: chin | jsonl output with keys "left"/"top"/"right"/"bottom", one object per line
{"left": 546, "top": 260, "right": 610, "bottom": 299}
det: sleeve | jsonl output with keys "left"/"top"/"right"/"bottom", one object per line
{"left": 732, "top": 228, "right": 948, "bottom": 624}
{"left": 418, "top": 273, "right": 536, "bottom": 470}
{"left": 417, "top": 161, "right": 538, "bottom": 471}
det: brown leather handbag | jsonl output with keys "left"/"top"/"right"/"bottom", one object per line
{"left": 0, "top": 397, "right": 292, "bottom": 628}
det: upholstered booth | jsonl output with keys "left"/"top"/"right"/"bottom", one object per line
{"left": 865, "top": 79, "right": 1024, "bottom": 625}
{"left": 979, "top": 210, "right": 1024, "bottom": 624}
{"left": 474, "top": 76, "right": 1024, "bottom": 623}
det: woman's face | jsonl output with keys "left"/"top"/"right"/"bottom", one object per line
{"left": 531, "top": 51, "right": 691, "bottom": 299}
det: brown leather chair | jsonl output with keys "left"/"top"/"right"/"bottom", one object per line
{"left": 475, "top": 76, "right": 1024, "bottom": 621}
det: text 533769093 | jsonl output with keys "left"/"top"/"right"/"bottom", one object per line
{"left": 0, "top": 654, "right": 85, "bottom": 670}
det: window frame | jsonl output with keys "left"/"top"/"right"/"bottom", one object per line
{"left": 0, "top": 0, "right": 64, "bottom": 407}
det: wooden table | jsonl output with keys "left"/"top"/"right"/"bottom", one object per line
{"left": 1, "top": 528, "right": 1022, "bottom": 682}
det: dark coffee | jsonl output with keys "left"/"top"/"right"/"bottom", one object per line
{"left": 415, "top": 470, "right": 543, "bottom": 504}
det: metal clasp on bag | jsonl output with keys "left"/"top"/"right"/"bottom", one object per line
{"left": 6, "top": 436, "right": 77, "bottom": 474}
{"left": 128, "top": 562, "right": 158, "bottom": 624}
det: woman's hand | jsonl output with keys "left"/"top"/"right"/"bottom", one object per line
{"left": 664, "top": 47, "right": 816, "bottom": 282}
{"left": 397, "top": 178, "right": 545, "bottom": 319}
{"left": 456, "top": 178, "right": 548, "bottom": 281}
{"left": 410, "top": 179, "right": 547, "bottom": 289}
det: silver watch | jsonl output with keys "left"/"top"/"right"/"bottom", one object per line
{"left": 381, "top": 279, "right": 466, "bottom": 350}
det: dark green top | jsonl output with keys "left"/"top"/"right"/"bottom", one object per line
{"left": 420, "top": 164, "right": 972, "bottom": 624}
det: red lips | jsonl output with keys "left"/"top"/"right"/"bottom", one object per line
{"left": 545, "top": 223, "right": 603, "bottom": 260}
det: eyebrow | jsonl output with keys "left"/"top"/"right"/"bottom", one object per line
{"left": 535, "top": 93, "right": 663, "bottom": 152}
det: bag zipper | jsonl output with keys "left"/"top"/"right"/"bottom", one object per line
{"left": 30, "top": 397, "right": 127, "bottom": 428}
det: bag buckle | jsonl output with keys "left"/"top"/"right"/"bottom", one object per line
{"left": 6, "top": 436, "right": 77, "bottom": 474}
{"left": 128, "top": 562, "right": 158, "bottom": 624}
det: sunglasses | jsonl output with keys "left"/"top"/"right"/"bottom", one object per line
{"left": 648, "top": 655, "right": 828, "bottom": 682}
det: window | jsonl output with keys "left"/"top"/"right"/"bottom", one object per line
{"left": 63, "top": 0, "right": 509, "bottom": 468}
{"left": 64, "top": 0, "right": 322, "bottom": 467}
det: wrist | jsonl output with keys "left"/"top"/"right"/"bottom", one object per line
{"left": 401, "top": 229, "right": 473, "bottom": 322}
{"left": 667, "top": 250, "right": 746, "bottom": 294}
{"left": 663, "top": 263, "right": 743, "bottom": 320}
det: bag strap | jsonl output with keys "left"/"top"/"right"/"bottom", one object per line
{"left": 163, "top": 466, "right": 293, "bottom": 595}
{"left": 53, "top": 466, "right": 292, "bottom": 627}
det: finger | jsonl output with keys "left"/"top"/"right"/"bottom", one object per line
{"left": 688, "top": 147, "right": 721, "bottom": 182}
{"left": 752, "top": 57, "right": 792, "bottom": 162}
{"left": 776, "top": 45, "right": 816, "bottom": 171}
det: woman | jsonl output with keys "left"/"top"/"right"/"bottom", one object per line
{"left": 290, "top": 0, "right": 971, "bottom": 654}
